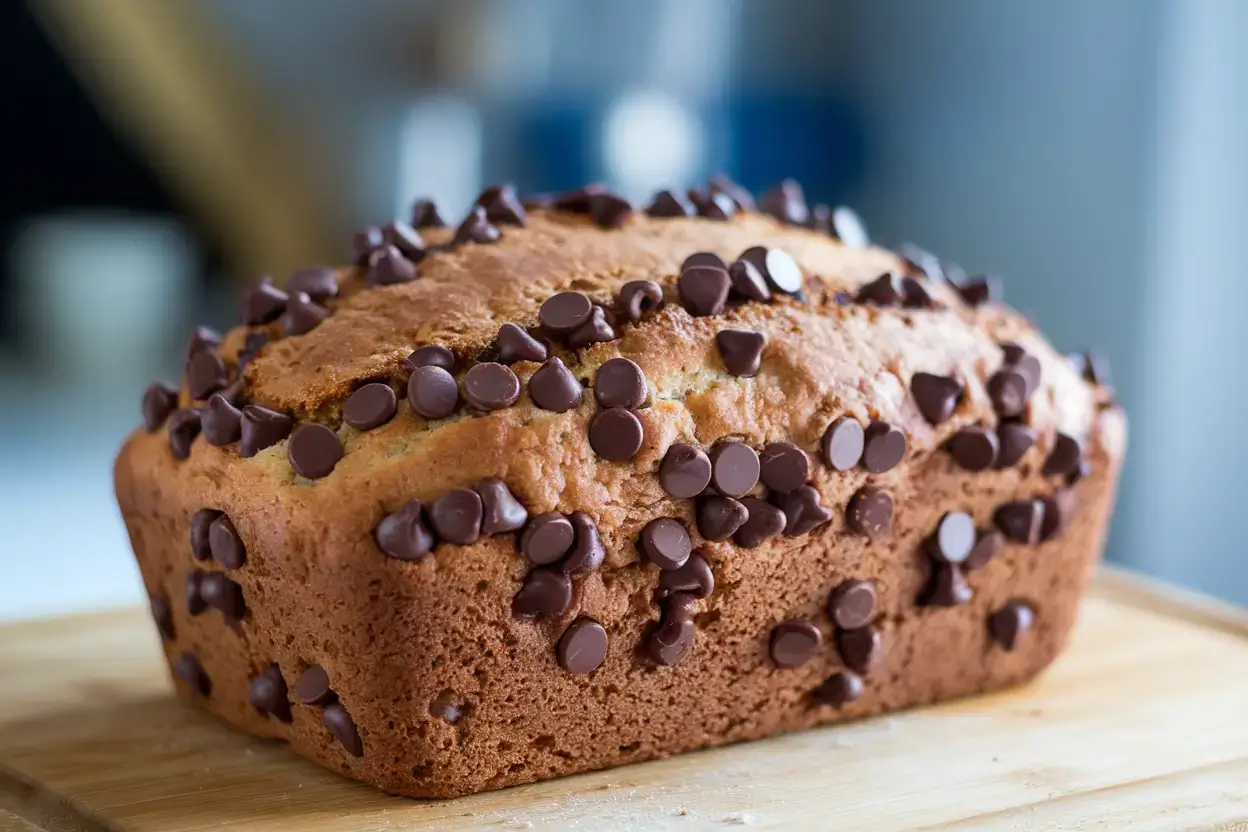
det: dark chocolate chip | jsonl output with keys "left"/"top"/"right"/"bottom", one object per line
{"left": 405, "top": 345, "right": 456, "bottom": 372}
{"left": 659, "top": 442, "right": 712, "bottom": 498}
{"left": 734, "top": 497, "right": 785, "bottom": 548}
{"left": 957, "top": 275, "right": 1000, "bottom": 307}
{"left": 382, "top": 220, "right": 425, "bottom": 260}
{"left": 186, "top": 350, "right": 227, "bottom": 400}
{"left": 239, "top": 279, "right": 288, "bottom": 325}
{"left": 464, "top": 362, "right": 520, "bottom": 411}
{"left": 857, "top": 273, "right": 904, "bottom": 306}
{"left": 989, "top": 600, "right": 1035, "bottom": 651}
{"left": 920, "top": 564, "right": 973, "bottom": 607}
{"left": 287, "top": 424, "right": 343, "bottom": 479}
{"left": 988, "top": 369, "right": 1029, "bottom": 418}
{"left": 566, "top": 305, "right": 616, "bottom": 349}
{"left": 948, "top": 427, "right": 999, "bottom": 471}
{"left": 288, "top": 267, "right": 338, "bottom": 301}
{"left": 716, "top": 329, "right": 766, "bottom": 377}
{"left": 666, "top": 595, "right": 701, "bottom": 626}
{"left": 411, "top": 198, "right": 445, "bottom": 228}
{"left": 323, "top": 703, "right": 363, "bottom": 757}
{"left": 645, "top": 189, "right": 694, "bottom": 218}
{"left": 830, "top": 206, "right": 869, "bottom": 247}
{"left": 294, "top": 665, "right": 335, "bottom": 706}
{"left": 862, "top": 421, "right": 906, "bottom": 474}
{"left": 240, "top": 405, "right": 293, "bottom": 458}
{"left": 1041, "top": 489, "right": 1077, "bottom": 542}
{"left": 595, "top": 357, "right": 646, "bottom": 409}
{"left": 190, "top": 509, "right": 220, "bottom": 561}
{"left": 649, "top": 613, "right": 696, "bottom": 667}
{"left": 1001, "top": 343, "right": 1042, "bottom": 396}
{"left": 168, "top": 408, "right": 202, "bottom": 460}
{"left": 173, "top": 653, "right": 211, "bottom": 697}
{"left": 521, "top": 513, "right": 575, "bottom": 565}
{"left": 1069, "top": 458, "right": 1093, "bottom": 486}
{"left": 529, "top": 357, "right": 583, "bottom": 413}
{"left": 640, "top": 518, "right": 692, "bottom": 570}
{"left": 351, "top": 227, "right": 385, "bottom": 265}
{"left": 202, "top": 394, "right": 242, "bottom": 446}
{"left": 837, "top": 627, "right": 882, "bottom": 674}
{"left": 805, "top": 203, "right": 832, "bottom": 234}
{"left": 588, "top": 408, "right": 644, "bottom": 461}
{"left": 150, "top": 593, "right": 175, "bottom": 641}
{"left": 186, "top": 569, "right": 206, "bottom": 616}
{"left": 682, "top": 252, "right": 726, "bottom": 271}
{"left": 343, "top": 383, "right": 397, "bottom": 431}
{"left": 1043, "top": 433, "right": 1082, "bottom": 477}
{"left": 620, "top": 280, "right": 664, "bottom": 322}
{"left": 692, "top": 190, "right": 736, "bottom": 220}
{"left": 995, "top": 422, "right": 1038, "bottom": 468}
{"left": 697, "top": 496, "right": 749, "bottom": 541}
{"left": 200, "top": 572, "right": 246, "bottom": 620}
{"left": 709, "top": 174, "right": 755, "bottom": 211}
{"left": 208, "top": 514, "right": 246, "bottom": 569}
{"left": 740, "top": 246, "right": 803, "bottom": 295}
{"left": 773, "top": 485, "right": 833, "bottom": 536}
{"left": 553, "top": 183, "right": 607, "bottom": 213}
{"left": 479, "top": 185, "right": 526, "bottom": 226}
{"left": 216, "top": 380, "right": 245, "bottom": 408}
{"left": 657, "top": 551, "right": 714, "bottom": 599}
{"left": 901, "top": 276, "right": 935, "bottom": 309}
{"left": 814, "top": 671, "right": 863, "bottom": 707}
{"left": 453, "top": 206, "right": 501, "bottom": 245}
{"left": 473, "top": 478, "right": 528, "bottom": 535}
{"left": 822, "top": 418, "right": 865, "bottom": 471}
{"left": 928, "top": 511, "right": 975, "bottom": 564}
{"left": 249, "top": 664, "right": 292, "bottom": 723}
{"left": 759, "top": 442, "right": 809, "bottom": 493}
{"left": 769, "top": 620, "right": 822, "bottom": 668}
{"left": 428, "top": 488, "right": 483, "bottom": 546}
{"left": 846, "top": 486, "right": 893, "bottom": 537}
{"left": 562, "top": 511, "right": 605, "bottom": 574}
{"left": 588, "top": 192, "right": 632, "bottom": 228}
{"left": 995, "top": 499, "right": 1045, "bottom": 544}
{"left": 512, "top": 569, "right": 573, "bottom": 619}
{"left": 375, "top": 499, "right": 435, "bottom": 561}
{"left": 142, "top": 382, "right": 179, "bottom": 432}
{"left": 496, "top": 323, "right": 548, "bottom": 365}
{"left": 540, "top": 292, "right": 593, "bottom": 334}
{"left": 759, "top": 179, "right": 809, "bottom": 225}
{"left": 710, "top": 442, "right": 760, "bottom": 498}
{"left": 1073, "top": 350, "right": 1111, "bottom": 386}
{"left": 911, "top": 372, "right": 963, "bottom": 425}
{"left": 727, "top": 258, "right": 772, "bottom": 303}
{"left": 280, "top": 292, "right": 329, "bottom": 337}
{"left": 368, "top": 245, "right": 419, "bottom": 285}
{"left": 237, "top": 332, "right": 269, "bottom": 370}
{"left": 678, "top": 265, "right": 731, "bottom": 317}
{"left": 828, "top": 579, "right": 876, "bottom": 629}
{"left": 557, "top": 618, "right": 608, "bottom": 674}
{"left": 408, "top": 365, "right": 460, "bottom": 419}
{"left": 964, "top": 530, "right": 1004, "bottom": 570}
{"left": 186, "top": 326, "right": 223, "bottom": 360}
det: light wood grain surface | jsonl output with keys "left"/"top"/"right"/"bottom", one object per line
{"left": 0, "top": 570, "right": 1245, "bottom": 831}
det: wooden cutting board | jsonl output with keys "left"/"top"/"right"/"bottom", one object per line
{"left": 1, "top": 570, "right": 1246, "bottom": 832}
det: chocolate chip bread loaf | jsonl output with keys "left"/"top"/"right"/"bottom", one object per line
{"left": 115, "top": 179, "right": 1125, "bottom": 799}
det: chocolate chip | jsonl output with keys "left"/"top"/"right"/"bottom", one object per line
{"left": 588, "top": 192, "right": 632, "bottom": 228}
{"left": 1069, "top": 458, "right": 1093, "bottom": 486}
{"left": 827, "top": 579, "right": 875, "bottom": 629}
{"left": 200, "top": 572, "right": 246, "bottom": 620}
{"left": 1043, "top": 433, "right": 1082, "bottom": 477}
{"left": 589, "top": 408, "right": 644, "bottom": 461}
{"left": 368, "top": 245, "right": 419, "bottom": 285}
{"left": 1072, "top": 350, "right": 1111, "bottom": 386}
{"left": 186, "top": 350, "right": 227, "bottom": 400}
{"left": 806, "top": 203, "right": 832, "bottom": 234}
{"left": 464, "top": 362, "right": 520, "bottom": 411}
{"left": 727, "top": 258, "right": 772, "bottom": 303}
{"left": 682, "top": 252, "right": 726, "bottom": 271}
{"left": 862, "top": 421, "right": 906, "bottom": 473}
{"left": 640, "top": 518, "right": 692, "bottom": 570}
{"left": 995, "top": 422, "right": 1037, "bottom": 468}
{"left": 174, "top": 653, "right": 211, "bottom": 697}
{"left": 740, "top": 246, "right": 803, "bottom": 294}
{"left": 709, "top": 174, "right": 755, "bottom": 211}
{"left": 375, "top": 499, "right": 434, "bottom": 561}
{"left": 697, "top": 496, "right": 749, "bottom": 541}
{"left": 341, "top": 383, "right": 396, "bottom": 431}
{"left": 185, "top": 570, "right": 209, "bottom": 618}
{"left": 411, "top": 198, "right": 445, "bottom": 228}
{"left": 540, "top": 292, "right": 593, "bottom": 334}
{"left": 405, "top": 345, "right": 456, "bottom": 372}
{"left": 901, "top": 276, "right": 935, "bottom": 309}
{"left": 553, "top": 183, "right": 607, "bottom": 213}
{"left": 240, "top": 406, "right": 293, "bottom": 458}
{"left": 619, "top": 280, "right": 664, "bottom": 322}
{"left": 814, "top": 671, "right": 863, "bottom": 707}
{"left": 678, "top": 265, "right": 731, "bottom": 317}
{"left": 911, "top": 372, "right": 963, "bottom": 424}
{"left": 186, "top": 326, "right": 223, "bottom": 360}
{"left": 168, "top": 408, "right": 202, "bottom": 460}
{"left": 988, "top": 369, "right": 1029, "bottom": 418}
{"left": 522, "top": 357, "right": 579, "bottom": 413}
{"left": 709, "top": 442, "right": 760, "bottom": 498}
{"left": 857, "top": 273, "right": 904, "bottom": 306}
{"left": 142, "top": 382, "right": 179, "bottom": 432}
{"left": 716, "top": 329, "right": 766, "bottom": 377}
{"left": 1001, "top": 343, "right": 1042, "bottom": 396}
{"left": 239, "top": 279, "right": 288, "bottom": 325}
{"left": 956, "top": 275, "right": 1000, "bottom": 307}
{"left": 237, "top": 332, "right": 269, "bottom": 369}
{"left": 428, "top": 488, "right": 483, "bottom": 546}
{"left": 689, "top": 189, "right": 732, "bottom": 220}
{"left": 202, "top": 394, "right": 242, "bottom": 446}
{"left": 920, "top": 564, "right": 973, "bottom": 607}
{"left": 493, "top": 323, "right": 546, "bottom": 365}
{"left": 759, "top": 179, "right": 809, "bottom": 225}
{"left": 478, "top": 184, "right": 526, "bottom": 226}
{"left": 595, "top": 358, "right": 646, "bottom": 409}
{"left": 207, "top": 514, "right": 245, "bottom": 569}
{"left": 769, "top": 620, "right": 822, "bottom": 668}
{"left": 659, "top": 443, "right": 712, "bottom": 498}
{"left": 650, "top": 606, "right": 697, "bottom": 667}
{"left": 287, "top": 424, "right": 343, "bottom": 479}
{"left": 557, "top": 618, "right": 608, "bottom": 674}
{"left": 190, "top": 509, "right": 220, "bottom": 560}
{"left": 280, "top": 292, "right": 329, "bottom": 337}
{"left": 383, "top": 222, "right": 424, "bottom": 259}
{"left": 846, "top": 486, "right": 893, "bottom": 537}
{"left": 408, "top": 365, "right": 460, "bottom": 419}
{"left": 995, "top": 499, "right": 1045, "bottom": 544}
{"left": 351, "top": 227, "right": 384, "bottom": 265}
{"left": 512, "top": 569, "right": 573, "bottom": 618}
{"left": 249, "top": 664, "right": 292, "bottom": 723}
{"left": 150, "top": 593, "right": 175, "bottom": 640}
{"left": 469, "top": 478, "right": 527, "bottom": 536}
{"left": 453, "top": 206, "right": 501, "bottom": 245}
{"left": 1041, "top": 489, "right": 1077, "bottom": 541}
{"left": 645, "top": 189, "right": 694, "bottom": 217}
{"left": 830, "top": 206, "right": 869, "bottom": 247}
{"left": 759, "top": 442, "right": 809, "bottom": 493}
{"left": 521, "top": 513, "right": 575, "bottom": 565}
{"left": 657, "top": 551, "right": 714, "bottom": 599}
{"left": 837, "top": 627, "right": 882, "bottom": 674}
{"left": 562, "top": 511, "right": 605, "bottom": 574}
{"left": 964, "top": 530, "right": 1003, "bottom": 570}
{"left": 948, "top": 427, "right": 998, "bottom": 471}
{"left": 294, "top": 665, "right": 335, "bottom": 706}
{"left": 821, "top": 418, "right": 864, "bottom": 471}
{"left": 928, "top": 511, "right": 975, "bottom": 564}
{"left": 288, "top": 267, "right": 338, "bottom": 301}
{"left": 567, "top": 305, "right": 616, "bottom": 349}
{"left": 989, "top": 600, "right": 1035, "bottom": 651}
{"left": 323, "top": 703, "right": 363, "bottom": 757}
{"left": 734, "top": 497, "right": 785, "bottom": 548}
{"left": 773, "top": 485, "right": 833, "bottom": 536}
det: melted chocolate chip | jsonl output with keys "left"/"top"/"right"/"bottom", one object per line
{"left": 190, "top": 509, "right": 220, "bottom": 561}
{"left": 697, "top": 496, "right": 749, "bottom": 541}
{"left": 649, "top": 613, "right": 696, "bottom": 667}
{"left": 566, "top": 305, "right": 616, "bottom": 349}
{"left": 1041, "top": 489, "right": 1078, "bottom": 541}
{"left": 287, "top": 424, "right": 343, "bottom": 479}
{"left": 295, "top": 665, "right": 335, "bottom": 705}
{"left": 988, "top": 369, "right": 1029, "bottom": 419}
{"left": 200, "top": 572, "right": 246, "bottom": 620}
{"left": 828, "top": 579, "right": 876, "bottom": 629}
{"left": 240, "top": 405, "right": 293, "bottom": 458}
{"left": 280, "top": 292, "right": 329, "bottom": 337}
{"left": 201, "top": 394, "right": 242, "bottom": 446}
{"left": 375, "top": 499, "right": 434, "bottom": 561}
{"left": 174, "top": 653, "right": 211, "bottom": 697}
{"left": 846, "top": 486, "right": 894, "bottom": 537}
{"left": 770, "top": 620, "right": 822, "bottom": 668}
{"left": 453, "top": 206, "right": 501, "bottom": 245}
{"left": 368, "top": 245, "right": 418, "bottom": 285}
{"left": 957, "top": 275, "right": 1000, "bottom": 307}
{"left": 239, "top": 279, "right": 288, "bottom": 325}
{"left": 185, "top": 569, "right": 206, "bottom": 616}
{"left": 857, "top": 273, "right": 904, "bottom": 306}
{"left": 323, "top": 703, "right": 363, "bottom": 757}
{"left": 964, "top": 530, "right": 1004, "bottom": 570}
{"left": 1043, "top": 433, "right": 1082, "bottom": 477}
{"left": 822, "top": 418, "right": 865, "bottom": 471}
{"left": 837, "top": 627, "right": 882, "bottom": 674}
{"left": 150, "top": 593, "right": 175, "bottom": 640}
{"left": 919, "top": 564, "right": 973, "bottom": 607}
{"left": 716, "top": 329, "right": 766, "bottom": 377}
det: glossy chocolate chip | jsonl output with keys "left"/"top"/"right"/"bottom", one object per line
{"left": 240, "top": 405, "right": 293, "bottom": 458}
{"left": 828, "top": 579, "right": 876, "bottom": 629}
{"left": 830, "top": 206, "right": 869, "bottom": 247}
{"left": 237, "top": 332, "right": 269, "bottom": 370}
{"left": 995, "top": 499, "right": 1045, "bottom": 544}
{"left": 185, "top": 569, "right": 206, "bottom": 616}
{"left": 540, "top": 292, "right": 593, "bottom": 334}
{"left": 186, "top": 350, "right": 227, "bottom": 400}
{"left": 710, "top": 442, "right": 760, "bottom": 498}
{"left": 562, "top": 511, "right": 605, "bottom": 574}
{"left": 988, "top": 370, "right": 1029, "bottom": 419}
{"left": 1043, "top": 433, "right": 1082, "bottom": 477}
{"left": 174, "top": 653, "right": 211, "bottom": 697}
{"left": 928, "top": 511, "right": 975, "bottom": 564}
{"left": 287, "top": 424, "right": 343, "bottom": 479}
{"left": 808, "top": 203, "right": 832, "bottom": 234}
{"left": 773, "top": 485, "right": 833, "bottom": 536}
{"left": 727, "top": 258, "right": 771, "bottom": 303}
{"left": 478, "top": 184, "right": 526, "bottom": 226}
{"left": 815, "top": 671, "right": 863, "bottom": 707}
{"left": 474, "top": 478, "right": 528, "bottom": 535}
{"left": 528, "top": 357, "right": 583, "bottom": 413}
{"left": 1001, "top": 343, "right": 1042, "bottom": 396}
{"left": 512, "top": 569, "right": 573, "bottom": 618}
{"left": 645, "top": 189, "right": 694, "bottom": 217}
{"left": 375, "top": 499, "right": 435, "bottom": 561}
{"left": 822, "top": 418, "right": 865, "bottom": 471}
{"left": 202, "top": 394, "right": 242, "bottom": 446}
{"left": 619, "top": 280, "right": 664, "bottom": 322}
{"left": 208, "top": 514, "right": 246, "bottom": 569}
{"left": 464, "top": 363, "right": 520, "bottom": 411}
{"left": 496, "top": 323, "right": 547, "bottom": 365}
{"left": 168, "top": 408, "right": 202, "bottom": 460}
{"left": 239, "top": 279, "right": 288, "bottom": 325}
{"left": 428, "top": 488, "right": 483, "bottom": 546}
{"left": 382, "top": 220, "right": 426, "bottom": 259}
{"left": 995, "top": 422, "right": 1037, "bottom": 468}
{"left": 150, "top": 593, "right": 175, "bottom": 641}
{"left": 588, "top": 192, "right": 632, "bottom": 228}
{"left": 862, "top": 421, "right": 906, "bottom": 473}
{"left": 521, "top": 513, "right": 575, "bottom": 565}
{"left": 659, "top": 443, "right": 712, "bottom": 498}
{"left": 640, "top": 518, "right": 692, "bottom": 570}
{"left": 856, "top": 272, "right": 904, "bottom": 306}
{"left": 759, "top": 442, "right": 809, "bottom": 493}
{"left": 408, "top": 365, "right": 460, "bottom": 419}
{"left": 678, "top": 265, "right": 731, "bottom": 317}
{"left": 657, "top": 551, "right": 714, "bottom": 599}
{"left": 964, "top": 530, "right": 1004, "bottom": 570}
{"left": 190, "top": 509, "right": 221, "bottom": 560}
{"left": 716, "top": 329, "right": 766, "bottom": 377}
{"left": 589, "top": 408, "right": 644, "bottom": 461}
{"left": 693, "top": 190, "right": 735, "bottom": 220}
{"left": 682, "top": 252, "right": 726, "bottom": 271}
{"left": 920, "top": 564, "right": 973, "bottom": 607}
{"left": 759, "top": 179, "right": 809, "bottom": 225}
{"left": 595, "top": 357, "right": 646, "bottom": 409}
{"left": 649, "top": 613, "right": 696, "bottom": 667}
{"left": 846, "top": 486, "right": 893, "bottom": 537}
{"left": 1041, "top": 489, "right": 1078, "bottom": 541}
{"left": 186, "top": 326, "right": 222, "bottom": 360}
{"left": 734, "top": 497, "right": 785, "bottom": 548}
{"left": 709, "top": 174, "right": 755, "bottom": 211}
{"left": 837, "top": 627, "right": 882, "bottom": 674}
{"left": 740, "top": 246, "right": 803, "bottom": 294}
{"left": 453, "top": 206, "right": 501, "bottom": 245}
{"left": 411, "top": 198, "right": 445, "bottom": 228}
{"left": 343, "top": 383, "right": 397, "bottom": 431}
{"left": 566, "top": 305, "right": 616, "bottom": 350}
{"left": 288, "top": 267, "right": 338, "bottom": 301}
{"left": 294, "top": 665, "right": 335, "bottom": 706}
{"left": 249, "top": 664, "right": 292, "bottom": 723}
{"left": 697, "top": 496, "right": 749, "bottom": 541}
{"left": 989, "top": 600, "right": 1035, "bottom": 651}
{"left": 142, "top": 382, "right": 179, "bottom": 432}
{"left": 405, "top": 345, "right": 455, "bottom": 372}
{"left": 957, "top": 275, "right": 1000, "bottom": 308}
{"left": 948, "top": 427, "right": 999, "bottom": 471}
{"left": 911, "top": 372, "right": 963, "bottom": 425}
{"left": 200, "top": 572, "right": 246, "bottom": 620}
{"left": 557, "top": 618, "right": 608, "bottom": 674}
{"left": 770, "top": 620, "right": 822, "bottom": 668}
{"left": 351, "top": 227, "right": 384, "bottom": 265}
{"left": 323, "top": 703, "right": 363, "bottom": 757}
{"left": 368, "top": 244, "right": 418, "bottom": 285}
{"left": 901, "top": 276, "right": 936, "bottom": 309}
{"left": 280, "top": 292, "right": 329, "bottom": 337}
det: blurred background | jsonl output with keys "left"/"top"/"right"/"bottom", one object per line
{"left": 1, "top": 0, "right": 1244, "bottom": 619}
